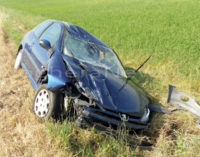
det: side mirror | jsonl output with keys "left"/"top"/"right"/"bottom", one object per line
{"left": 39, "top": 39, "right": 51, "bottom": 50}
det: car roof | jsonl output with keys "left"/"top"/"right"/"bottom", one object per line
{"left": 44, "top": 20, "right": 108, "bottom": 47}
{"left": 62, "top": 21, "right": 108, "bottom": 47}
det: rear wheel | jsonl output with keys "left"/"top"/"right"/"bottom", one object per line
{"left": 14, "top": 49, "right": 23, "bottom": 70}
{"left": 32, "top": 84, "right": 61, "bottom": 120}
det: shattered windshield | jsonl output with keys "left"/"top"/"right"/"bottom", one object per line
{"left": 63, "top": 26, "right": 127, "bottom": 78}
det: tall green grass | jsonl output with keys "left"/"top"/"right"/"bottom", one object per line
{"left": 1, "top": 0, "right": 200, "bottom": 80}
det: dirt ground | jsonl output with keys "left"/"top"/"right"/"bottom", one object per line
{"left": 0, "top": 15, "right": 67, "bottom": 157}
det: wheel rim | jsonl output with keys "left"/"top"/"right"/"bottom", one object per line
{"left": 34, "top": 89, "right": 50, "bottom": 118}
{"left": 14, "top": 52, "right": 22, "bottom": 69}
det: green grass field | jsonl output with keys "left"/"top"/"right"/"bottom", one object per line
{"left": 0, "top": 0, "right": 200, "bottom": 156}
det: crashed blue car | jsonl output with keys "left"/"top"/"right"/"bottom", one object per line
{"left": 14, "top": 20, "right": 151, "bottom": 130}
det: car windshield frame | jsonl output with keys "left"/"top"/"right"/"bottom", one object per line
{"left": 62, "top": 25, "right": 127, "bottom": 78}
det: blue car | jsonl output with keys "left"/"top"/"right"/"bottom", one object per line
{"left": 14, "top": 20, "right": 150, "bottom": 130}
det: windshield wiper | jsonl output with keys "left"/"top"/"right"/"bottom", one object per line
{"left": 118, "top": 55, "right": 152, "bottom": 92}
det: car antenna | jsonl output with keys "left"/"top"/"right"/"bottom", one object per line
{"left": 118, "top": 55, "right": 152, "bottom": 92}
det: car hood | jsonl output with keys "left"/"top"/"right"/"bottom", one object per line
{"left": 62, "top": 55, "right": 149, "bottom": 117}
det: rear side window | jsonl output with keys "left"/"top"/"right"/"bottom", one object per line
{"left": 39, "top": 23, "right": 62, "bottom": 48}
{"left": 33, "top": 20, "right": 52, "bottom": 38}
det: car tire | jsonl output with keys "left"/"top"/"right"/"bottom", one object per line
{"left": 14, "top": 49, "right": 23, "bottom": 70}
{"left": 32, "top": 84, "right": 61, "bottom": 120}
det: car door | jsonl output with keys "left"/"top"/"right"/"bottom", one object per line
{"left": 30, "top": 22, "right": 62, "bottom": 85}
{"left": 22, "top": 20, "right": 53, "bottom": 88}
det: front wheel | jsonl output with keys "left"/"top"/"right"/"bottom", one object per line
{"left": 14, "top": 49, "right": 23, "bottom": 70}
{"left": 32, "top": 84, "right": 61, "bottom": 120}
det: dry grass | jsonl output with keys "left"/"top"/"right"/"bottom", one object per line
{"left": 0, "top": 13, "right": 72, "bottom": 157}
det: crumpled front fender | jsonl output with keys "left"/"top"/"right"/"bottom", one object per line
{"left": 47, "top": 52, "right": 69, "bottom": 91}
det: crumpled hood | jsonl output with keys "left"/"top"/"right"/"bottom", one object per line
{"left": 63, "top": 55, "right": 149, "bottom": 117}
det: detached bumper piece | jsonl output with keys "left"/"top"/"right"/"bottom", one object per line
{"left": 77, "top": 106, "right": 150, "bottom": 130}
{"left": 167, "top": 85, "right": 200, "bottom": 118}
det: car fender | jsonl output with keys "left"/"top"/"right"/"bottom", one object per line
{"left": 47, "top": 52, "right": 70, "bottom": 91}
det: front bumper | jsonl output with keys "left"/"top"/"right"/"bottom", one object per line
{"left": 79, "top": 106, "right": 150, "bottom": 130}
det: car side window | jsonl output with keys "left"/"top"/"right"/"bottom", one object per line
{"left": 33, "top": 20, "right": 52, "bottom": 38}
{"left": 39, "top": 23, "right": 62, "bottom": 48}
